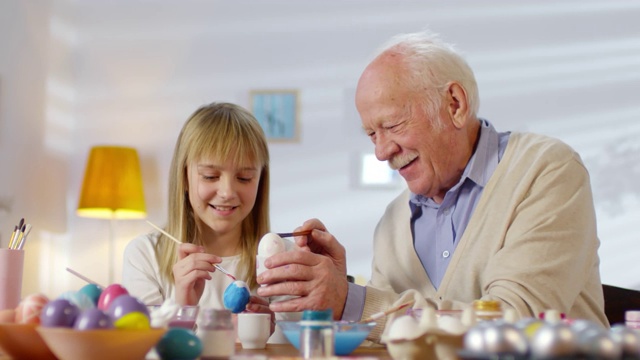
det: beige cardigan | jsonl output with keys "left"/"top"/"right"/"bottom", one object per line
{"left": 363, "top": 132, "right": 608, "bottom": 342}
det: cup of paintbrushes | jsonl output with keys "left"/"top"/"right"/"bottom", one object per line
{"left": 0, "top": 248, "right": 24, "bottom": 310}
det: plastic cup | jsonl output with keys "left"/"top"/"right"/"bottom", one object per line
{"left": 169, "top": 305, "right": 199, "bottom": 330}
{"left": 0, "top": 249, "right": 24, "bottom": 310}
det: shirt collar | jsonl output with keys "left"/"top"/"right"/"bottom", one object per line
{"left": 410, "top": 119, "right": 500, "bottom": 207}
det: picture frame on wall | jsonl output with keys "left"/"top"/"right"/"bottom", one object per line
{"left": 250, "top": 89, "right": 299, "bottom": 143}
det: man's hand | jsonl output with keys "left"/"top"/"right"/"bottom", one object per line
{"left": 256, "top": 219, "right": 349, "bottom": 319}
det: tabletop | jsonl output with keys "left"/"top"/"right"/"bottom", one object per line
{"left": 0, "top": 343, "right": 392, "bottom": 359}
{"left": 236, "top": 343, "right": 391, "bottom": 359}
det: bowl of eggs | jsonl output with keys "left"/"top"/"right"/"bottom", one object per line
{"left": 34, "top": 283, "right": 169, "bottom": 360}
{"left": 276, "top": 320, "right": 376, "bottom": 355}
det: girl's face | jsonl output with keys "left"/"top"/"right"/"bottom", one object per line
{"left": 187, "top": 156, "right": 262, "bottom": 239}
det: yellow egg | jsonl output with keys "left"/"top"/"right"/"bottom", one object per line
{"left": 114, "top": 311, "right": 150, "bottom": 330}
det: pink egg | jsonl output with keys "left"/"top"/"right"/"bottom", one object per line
{"left": 16, "top": 293, "right": 49, "bottom": 324}
{"left": 97, "top": 284, "right": 129, "bottom": 310}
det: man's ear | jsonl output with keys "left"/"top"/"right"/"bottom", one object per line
{"left": 446, "top": 82, "right": 469, "bottom": 129}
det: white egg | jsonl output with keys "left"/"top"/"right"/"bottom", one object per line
{"left": 258, "top": 233, "right": 286, "bottom": 256}
{"left": 388, "top": 314, "right": 423, "bottom": 341}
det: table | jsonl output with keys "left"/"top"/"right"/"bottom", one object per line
{"left": 0, "top": 343, "right": 392, "bottom": 359}
{"left": 236, "top": 343, "right": 391, "bottom": 359}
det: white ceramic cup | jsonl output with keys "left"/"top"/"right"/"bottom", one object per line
{"left": 0, "top": 249, "right": 24, "bottom": 310}
{"left": 237, "top": 313, "right": 271, "bottom": 349}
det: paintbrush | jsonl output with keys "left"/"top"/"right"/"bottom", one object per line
{"left": 276, "top": 229, "right": 313, "bottom": 238}
{"left": 66, "top": 267, "right": 105, "bottom": 288}
{"left": 359, "top": 300, "right": 415, "bottom": 323}
{"left": 17, "top": 223, "right": 31, "bottom": 250}
{"left": 146, "top": 220, "right": 237, "bottom": 281}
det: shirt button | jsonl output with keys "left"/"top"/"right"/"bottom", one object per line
{"left": 443, "top": 208, "right": 451, "bottom": 215}
{"left": 442, "top": 250, "right": 450, "bottom": 258}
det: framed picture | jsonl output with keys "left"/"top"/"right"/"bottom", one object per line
{"left": 250, "top": 89, "right": 299, "bottom": 142}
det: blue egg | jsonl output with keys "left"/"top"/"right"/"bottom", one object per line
{"left": 223, "top": 280, "right": 251, "bottom": 313}
{"left": 156, "top": 327, "right": 202, "bottom": 360}
{"left": 58, "top": 290, "right": 95, "bottom": 311}
{"left": 78, "top": 284, "right": 103, "bottom": 306}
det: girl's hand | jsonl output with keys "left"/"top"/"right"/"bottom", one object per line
{"left": 245, "top": 295, "right": 276, "bottom": 335}
{"left": 172, "top": 243, "right": 221, "bottom": 306}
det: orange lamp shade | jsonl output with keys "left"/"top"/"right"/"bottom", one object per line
{"left": 77, "top": 146, "right": 147, "bottom": 219}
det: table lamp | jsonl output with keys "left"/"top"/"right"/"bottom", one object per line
{"left": 77, "top": 146, "right": 147, "bottom": 283}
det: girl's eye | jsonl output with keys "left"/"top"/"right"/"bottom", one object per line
{"left": 202, "top": 175, "right": 219, "bottom": 181}
{"left": 238, "top": 176, "right": 254, "bottom": 183}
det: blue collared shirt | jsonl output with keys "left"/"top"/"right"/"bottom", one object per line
{"left": 410, "top": 119, "right": 509, "bottom": 289}
{"left": 341, "top": 119, "right": 510, "bottom": 321}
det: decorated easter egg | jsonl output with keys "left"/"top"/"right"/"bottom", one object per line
{"left": 576, "top": 327, "right": 621, "bottom": 359}
{"left": 58, "top": 290, "right": 94, "bottom": 311}
{"left": 97, "top": 284, "right": 129, "bottom": 310}
{"left": 15, "top": 293, "right": 49, "bottom": 324}
{"left": 530, "top": 322, "right": 578, "bottom": 358}
{"left": 40, "top": 298, "right": 80, "bottom": 327}
{"left": 107, "top": 294, "right": 149, "bottom": 320}
{"left": 156, "top": 327, "right": 202, "bottom": 360}
{"left": 223, "top": 280, "right": 251, "bottom": 313}
{"left": 114, "top": 311, "right": 150, "bottom": 330}
{"left": 74, "top": 308, "right": 113, "bottom": 330}
{"left": 610, "top": 324, "right": 640, "bottom": 358}
{"left": 78, "top": 283, "right": 103, "bottom": 306}
{"left": 464, "top": 321, "right": 528, "bottom": 355}
{"left": 515, "top": 317, "right": 544, "bottom": 339}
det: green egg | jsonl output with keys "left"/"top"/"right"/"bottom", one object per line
{"left": 156, "top": 328, "right": 202, "bottom": 360}
{"left": 78, "top": 284, "right": 103, "bottom": 306}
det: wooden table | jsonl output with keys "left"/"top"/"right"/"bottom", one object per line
{"left": 0, "top": 343, "right": 392, "bottom": 359}
{"left": 236, "top": 343, "right": 392, "bottom": 359}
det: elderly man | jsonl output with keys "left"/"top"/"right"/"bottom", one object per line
{"left": 257, "top": 30, "right": 608, "bottom": 341}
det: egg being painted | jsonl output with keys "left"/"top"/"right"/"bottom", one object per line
{"left": 223, "top": 280, "right": 251, "bottom": 313}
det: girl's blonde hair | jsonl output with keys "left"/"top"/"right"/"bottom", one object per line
{"left": 156, "top": 102, "right": 270, "bottom": 290}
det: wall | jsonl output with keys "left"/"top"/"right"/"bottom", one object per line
{"left": 1, "top": 0, "right": 639, "bottom": 298}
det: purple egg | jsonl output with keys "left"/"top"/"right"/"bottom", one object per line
{"left": 107, "top": 294, "right": 149, "bottom": 320}
{"left": 40, "top": 298, "right": 80, "bottom": 327}
{"left": 74, "top": 308, "right": 113, "bottom": 330}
